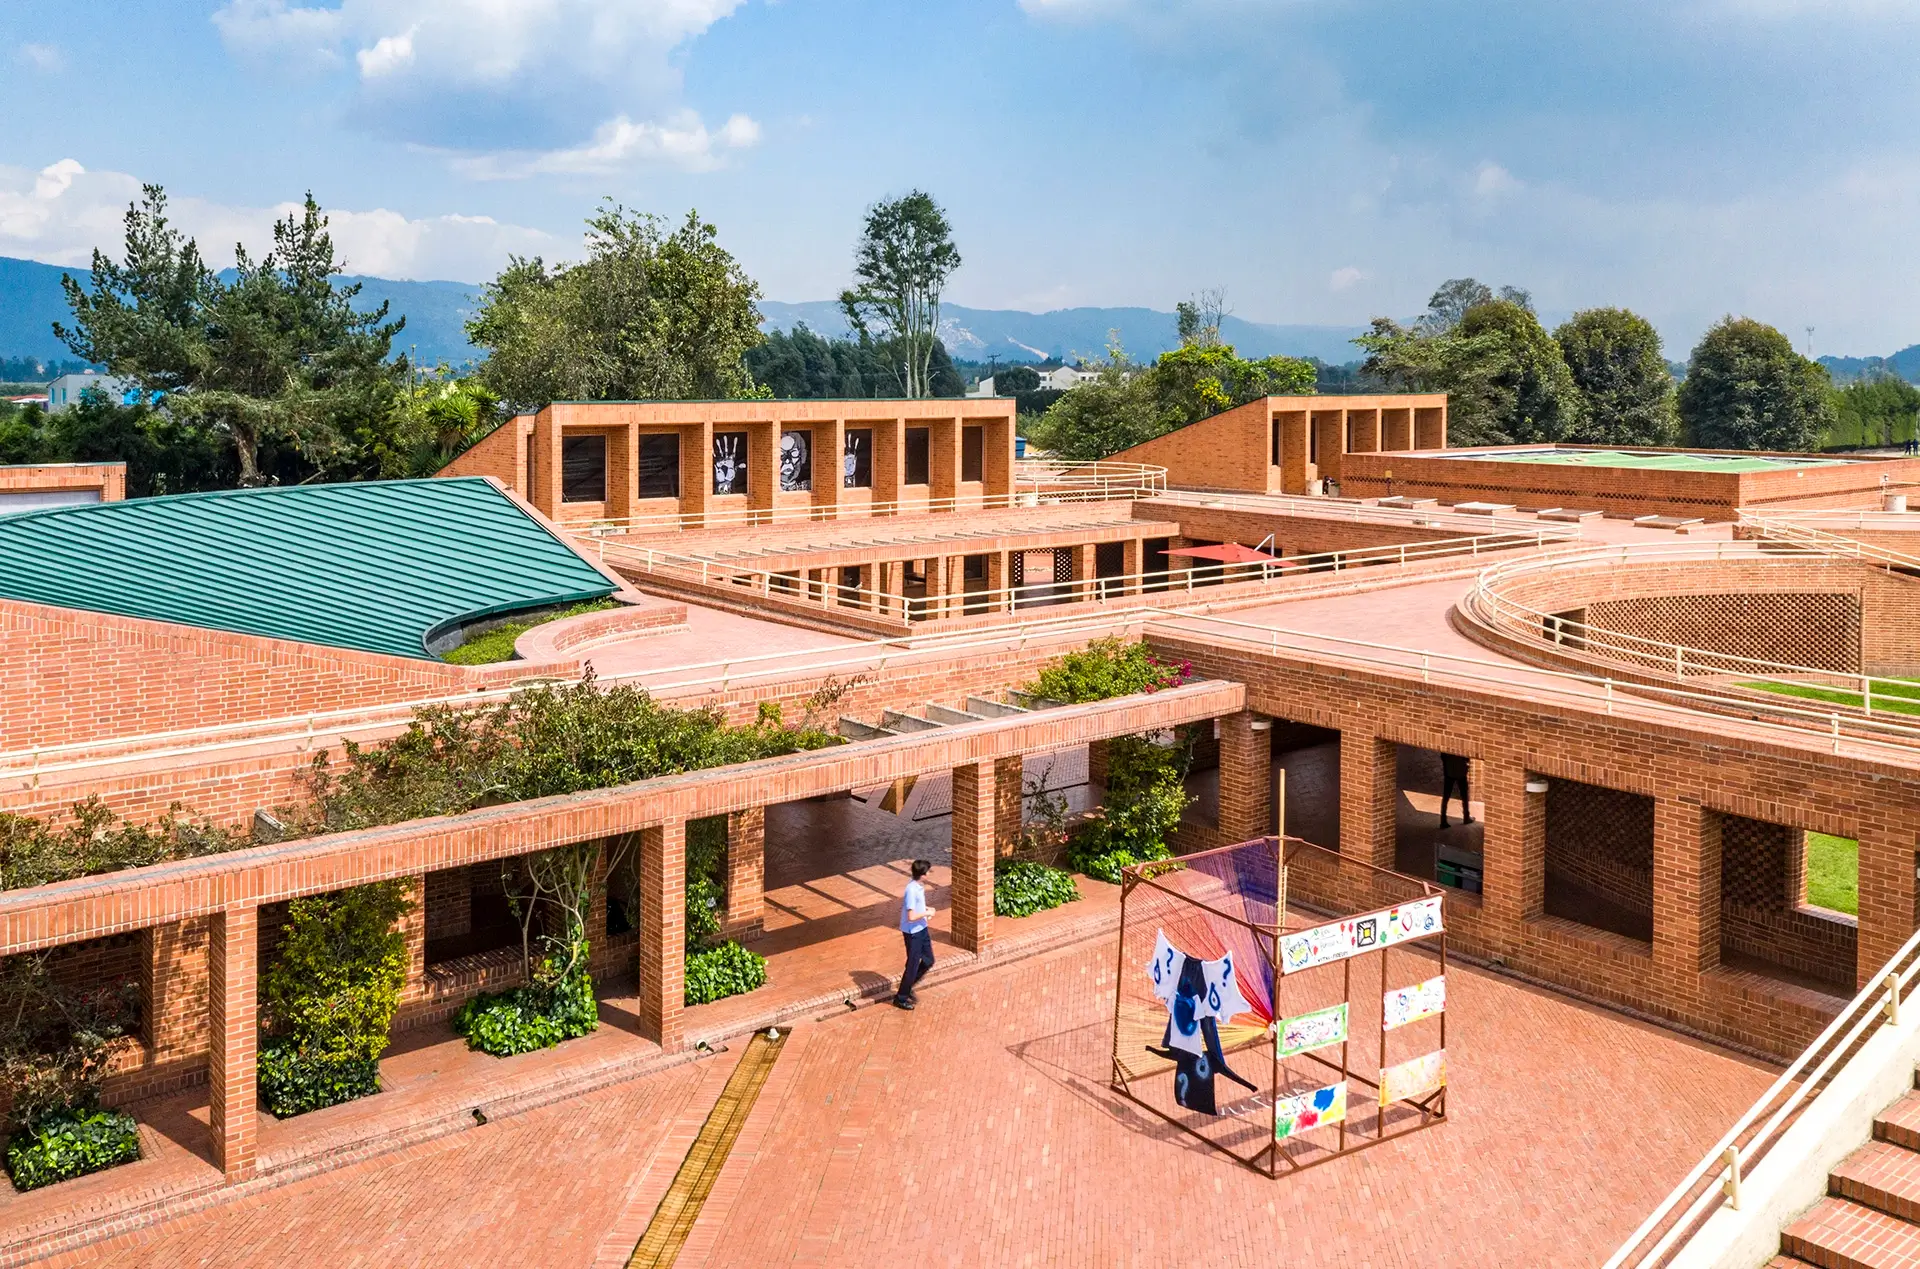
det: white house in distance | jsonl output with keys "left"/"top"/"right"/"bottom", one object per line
{"left": 45, "top": 371, "right": 145, "bottom": 413}
{"left": 966, "top": 364, "right": 1101, "bottom": 398}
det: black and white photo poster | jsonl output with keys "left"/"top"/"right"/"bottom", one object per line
{"left": 713, "top": 431, "right": 748, "bottom": 495}
{"left": 779, "top": 429, "right": 813, "bottom": 492}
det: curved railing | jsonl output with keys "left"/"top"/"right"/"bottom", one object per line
{"left": 1603, "top": 925, "right": 1920, "bottom": 1268}
{"left": 1459, "top": 539, "right": 1920, "bottom": 734}
{"left": 1013, "top": 457, "right": 1167, "bottom": 498}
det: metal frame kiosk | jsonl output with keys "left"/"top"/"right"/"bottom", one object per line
{"left": 1110, "top": 835, "right": 1450, "bottom": 1177}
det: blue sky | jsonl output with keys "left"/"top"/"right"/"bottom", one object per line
{"left": 4, "top": 0, "right": 1919, "bottom": 355}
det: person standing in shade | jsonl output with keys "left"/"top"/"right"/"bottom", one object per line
{"left": 1439, "top": 754, "right": 1473, "bottom": 828}
{"left": 893, "top": 859, "right": 935, "bottom": 1011}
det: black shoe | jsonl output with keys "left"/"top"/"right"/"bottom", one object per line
{"left": 1438, "top": 819, "right": 1449, "bottom": 829}
{"left": 893, "top": 997, "right": 915, "bottom": 1011}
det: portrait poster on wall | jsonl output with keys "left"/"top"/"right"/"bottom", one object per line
{"left": 1379, "top": 1049, "right": 1446, "bottom": 1106}
{"left": 779, "top": 428, "right": 813, "bottom": 492}
{"left": 844, "top": 429, "right": 872, "bottom": 488}
{"left": 1382, "top": 975, "right": 1446, "bottom": 1031}
{"left": 1275, "top": 1003, "right": 1348, "bottom": 1058}
{"left": 1273, "top": 1081, "right": 1347, "bottom": 1140}
{"left": 712, "top": 431, "right": 748, "bottom": 495}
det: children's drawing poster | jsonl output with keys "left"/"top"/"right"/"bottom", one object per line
{"left": 1276, "top": 1003, "right": 1348, "bottom": 1058}
{"left": 1279, "top": 895, "right": 1444, "bottom": 974}
{"left": 1382, "top": 975, "right": 1447, "bottom": 1031}
{"left": 1379, "top": 1049, "right": 1446, "bottom": 1106}
{"left": 1274, "top": 1082, "right": 1347, "bottom": 1140}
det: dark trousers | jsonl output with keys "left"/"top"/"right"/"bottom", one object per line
{"left": 1440, "top": 774, "right": 1471, "bottom": 825}
{"left": 897, "top": 928, "right": 935, "bottom": 1000}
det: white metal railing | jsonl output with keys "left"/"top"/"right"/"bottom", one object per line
{"left": 596, "top": 529, "right": 1561, "bottom": 624}
{"left": 1603, "top": 925, "right": 1920, "bottom": 1268}
{"left": 1152, "top": 609, "right": 1920, "bottom": 754}
{"left": 570, "top": 459, "right": 1168, "bottom": 536}
{"left": 1147, "top": 487, "right": 1571, "bottom": 538}
{"left": 1739, "top": 509, "right": 1920, "bottom": 573}
{"left": 1741, "top": 507, "right": 1920, "bottom": 531}
{"left": 1462, "top": 539, "right": 1920, "bottom": 732}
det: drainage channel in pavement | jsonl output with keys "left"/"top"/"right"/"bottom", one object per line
{"left": 626, "top": 1029, "right": 787, "bottom": 1268}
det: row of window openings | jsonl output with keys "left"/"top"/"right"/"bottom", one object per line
{"left": 552, "top": 427, "right": 987, "bottom": 504}
{"left": 1264, "top": 418, "right": 1432, "bottom": 466}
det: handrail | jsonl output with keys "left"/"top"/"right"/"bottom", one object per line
{"left": 596, "top": 529, "right": 1561, "bottom": 623}
{"left": 1146, "top": 488, "right": 1572, "bottom": 538}
{"left": 1462, "top": 539, "right": 1920, "bottom": 732}
{"left": 1739, "top": 510, "right": 1920, "bottom": 574}
{"left": 1603, "top": 924, "right": 1920, "bottom": 1268}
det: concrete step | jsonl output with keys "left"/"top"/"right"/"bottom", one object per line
{"left": 1781, "top": 1197, "right": 1920, "bottom": 1269}
{"left": 1874, "top": 1090, "right": 1920, "bottom": 1151}
{"left": 1832, "top": 1140, "right": 1920, "bottom": 1222}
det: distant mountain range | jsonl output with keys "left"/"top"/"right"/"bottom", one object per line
{"left": 9, "top": 254, "right": 1918, "bottom": 382}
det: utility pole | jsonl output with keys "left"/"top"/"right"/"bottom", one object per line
{"left": 1805, "top": 327, "right": 1815, "bottom": 358}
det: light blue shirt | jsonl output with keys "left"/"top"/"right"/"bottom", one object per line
{"left": 901, "top": 879, "right": 928, "bottom": 934}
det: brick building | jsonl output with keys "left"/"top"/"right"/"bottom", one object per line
{"left": 2, "top": 394, "right": 1917, "bottom": 1207}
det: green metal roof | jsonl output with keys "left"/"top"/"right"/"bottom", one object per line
{"left": 0, "top": 478, "right": 616, "bottom": 661}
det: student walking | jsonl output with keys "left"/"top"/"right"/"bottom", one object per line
{"left": 893, "top": 859, "right": 935, "bottom": 1010}
{"left": 1439, "top": 754, "right": 1473, "bottom": 828}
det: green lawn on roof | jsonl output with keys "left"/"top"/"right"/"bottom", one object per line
{"left": 442, "top": 600, "right": 617, "bottom": 665}
{"left": 1741, "top": 676, "right": 1920, "bottom": 717}
{"left": 1805, "top": 833, "right": 1859, "bottom": 916}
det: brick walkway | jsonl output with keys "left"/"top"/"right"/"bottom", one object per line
{"left": 39, "top": 923, "right": 1778, "bottom": 1267}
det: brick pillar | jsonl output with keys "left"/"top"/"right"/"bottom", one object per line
{"left": 1122, "top": 538, "right": 1144, "bottom": 595}
{"left": 726, "top": 807, "right": 766, "bottom": 939}
{"left": 946, "top": 556, "right": 966, "bottom": 613}
{"left": 1857, "top": 829, "right": 1918, "bottom": 989}
{"left": 141, "top": 917, "right": 210, "bottom": 1065}
{"left": 925, "top": 553, "right": 947, "bottom": 620}
{"left": 884, "top": 560, "right": 906, "bottom": 618}
{"left": 398, "top": 874, "right": 427, "bottom": 1004}
{"left": 587, "top": 845, "right": 611, "bottom": 950}
{"left": 951, "top": 762, "right": 995, "bottom": 951}
{"left": 988, "top": 551, "right": 1011, "bottom": 612}
{"left": 994, "top": 756, "right": 1024, "bottom": 859}
{"left": 1073, "top": 543, "right": 1097, "bottom": 602}
{"left": 1218, "top": 712, "right": 1273, "bottom": 841}
{"left": 1653, "top": 799, "right": 1719, "bottom": 992}
{"left": 1479, "top": 765, "right": 1543, "bottom": 958}
{"left": 821, "top": 567, "right": 841, "bottom": 608}
{"left": 1338, "top": 732, "right": 1396, "bottom": 867}
{"left": 207, "top": 905, "right": 259, "bottom": 1181}
{"left": 639, "top": 821, "right": 686, "bottom": 1050}
{"left": 1087, "top": 739, "right": 1110, "bottom": 790}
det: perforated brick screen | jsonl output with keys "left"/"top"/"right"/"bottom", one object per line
{"left": 1584, "top": 592, "right": 1862, "bottom": 674}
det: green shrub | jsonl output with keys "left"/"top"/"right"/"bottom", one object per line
{"left": 258, "top": 1043, "right": 381, "bottom": 1118}
{"left": 4, "top": 1107, "right": 139, "bottom": 1191}
{"left": 258, "top": 881, "right": 412, "bottom": 1116}
{"left": 1069, "top": 734, "right": 1190, "bottom": 878}
{"left": 1026, "top": 637, "right": 1192, "bottom": 705}
{"left": 0, "top": 797, "right": 239, "bottom": 892}
{"left": 454, "top": 962, "right": 599, "bottom": 1058}
{"left": 441, "top": 599, "right": 618, "bottom": 666}
{"left": 1066, "top": 847, "right": 1141, "bottom": 885}
{"left": 684, "top": 941, "right": 766, "bottom": 1006}
{"left": 994, "top": 861, "right": 1081, "bottom": 918}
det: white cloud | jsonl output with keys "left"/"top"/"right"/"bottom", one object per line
{"left": 454, "top": 110, "right": 760, "bottom": 179}
{"left": 1328, "top": 266, "right": 1366, "bottom": 292}
{"left": 211, "top": 0, "right": 753, "bottom": 174}
{"left": 0, "top": 159, "right": 558, "bottom": 282}
{"left": 16, "top": 43, "right": 64, "bottom": 72}
{"left": 1472, "top": 161, "right": 1521, "bottom": 199}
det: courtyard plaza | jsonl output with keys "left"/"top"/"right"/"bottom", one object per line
{"left": 26, "top": 871, "right": 1773, "bottom": 1268}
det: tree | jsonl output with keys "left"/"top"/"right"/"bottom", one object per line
{"left": 744, "top": 325, "right": 963, "bottom": 399}
{"left": 995, "top": 365, "right": 1041, "bottom": 393}
{"left": 470, "top": 204, "right": 764, "bottom": 412}
{"left": 1454, "top": 300, "right": 1585, "bottom": 444}
{"left": 1029, "top": 340, "right": 1164, "bottom": 461}
{"left": 1554, "top": 308, "right": 1678, "bottom": 446}
{"left": 1829, "top": 376, "right": 1920, "bottom": 449}
{"left": 57, "top": 188, "right": 405, "bottom": 485}
{"left": 1678, "top": 317, "right": 1834, "bottom": 452}
{"left": 839, "top": 191, "right": 961, "bottom": 399}
{"left": 371, "top": 373, "right": 502, "bottom": 478}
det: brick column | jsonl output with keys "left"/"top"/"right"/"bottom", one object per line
{"left": 1218, "top": 712, "right": 1273, "bottom": 841}
{"left": 1479, "top": 765, "right": 1543, "bottom": 957}
{"left": 141, "top": 917, "right": 210, "bottom": 1066}
{"left": 951, "top": 763, "right": 996, "bottom": 951}
{"left": 994, "top": 756, "right": 1024, "bottom": 859}
{"left": 638, "top": 821, "right": 686, "bottom": 1051}
{"left": 207, "top": 905, "right": 259, "bottom": 1181}
{"left": 883, "top": 560, "right": 906, "bottom": 618}
{"left": 1122, "top": 538, "right": 1144, "bottom": 594}
{"left": 398, "top": 874, "right": 427, "bottom": 1004}
{"left": 1073, "top": 543, "right": 1097, "bottom": 602}
{"left": 946, "top": 556, "right": 966, "bottom": 614}
{"left": 988, "top": 551, "right": 1011, "bottom": 612}
{"left": 925, "top": 553, "right": 947, "bottom": 619}
{"left": 1338, "top": 732, "right": 1396, "bottom": 867}
{"left": 725, "top": 807, "right": 766, "bottom": 939}
{"left": 1653, "top": 798, "right": 1719, "bottom": 992}
{"left": 1857, "top": 828, "right": 1918, "bottom": 989}
{"left": 1087, "top": 739, "right": 1110, "bottom": 790}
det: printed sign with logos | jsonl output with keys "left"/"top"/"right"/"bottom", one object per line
{"left": 1279, "top": 895, "right": 1444, "bottom": 975}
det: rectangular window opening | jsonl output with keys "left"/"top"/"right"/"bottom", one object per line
{"left": 904, "top": 427, "right": 931, "bottom": 486}
{"left": 638, "top": 433, "right": 680, "bottom": 499}
{"left": 561, "top": 434, "right": 607, "bottom": 503}
{"left": 961, "top": 426, "right": 984, "bottom": 482}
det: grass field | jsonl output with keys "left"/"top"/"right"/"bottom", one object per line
{"left": 1805, "top": 833, "right": 1859, "bottom": 915}
{"left": 442, "top": 599, "right": 617, "bottom": 665}
{"left": 1742, "top": 676, "right": 1920, "bottom": 718}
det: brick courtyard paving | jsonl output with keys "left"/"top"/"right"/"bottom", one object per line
{"left": 37, "top": 924, "right": 1779, "bottom": 1268}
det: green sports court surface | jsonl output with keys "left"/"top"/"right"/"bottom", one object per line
{"left": 1445, "top": 448, "right": 1850, "bottom": 472}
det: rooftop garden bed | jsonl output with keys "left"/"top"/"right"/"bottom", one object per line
{"left": 441, "top": 598, "right": 619, "bottom": 665}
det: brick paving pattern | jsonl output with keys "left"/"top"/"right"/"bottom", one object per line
{"left": 48, "top": 927, "right": 1776, "bottom": 1267}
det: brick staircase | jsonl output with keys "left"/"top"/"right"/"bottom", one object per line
{"left": 1771, "top": 1077, "right": 1920, "bottom": 1268}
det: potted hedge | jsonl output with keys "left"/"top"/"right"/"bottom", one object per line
{"left": 258, "top": 881, "right": 412, "bottom": 1117}
{"left": 0, "top": 955, "right": 142, "bottom": 1191}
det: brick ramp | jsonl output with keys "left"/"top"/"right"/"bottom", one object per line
{"left": 1777, "top": 1083, "right": 1920, "bottom": 1267}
